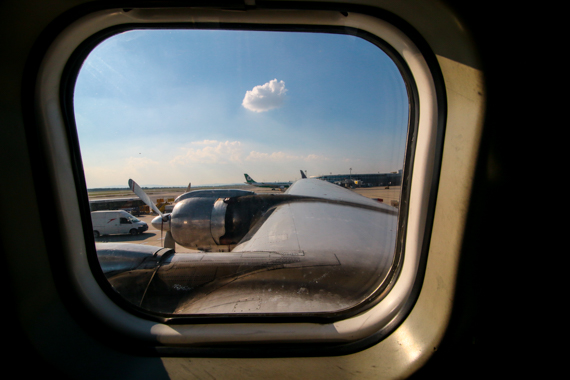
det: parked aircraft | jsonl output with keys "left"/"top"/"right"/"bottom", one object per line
{"left": 1, "top": 0, "right": 500, "bottom": 378}
{"left": 244, "top": 173, "right": 292, "bottom": 190}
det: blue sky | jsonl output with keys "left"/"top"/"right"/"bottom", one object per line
{"left": 74, "top": 29, "right": 408, "bottom": 188}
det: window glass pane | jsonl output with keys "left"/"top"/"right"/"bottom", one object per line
{"left": 74, "top": 29, "right": 409, "bottom": 316}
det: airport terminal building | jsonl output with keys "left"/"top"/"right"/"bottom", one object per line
{"left": 314, "top": 170, "right": 402, "bottom": 187}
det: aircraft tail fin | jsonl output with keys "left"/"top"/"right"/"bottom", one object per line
{"left": 300, "top": 170, "right": 307, "bottom": 179}
{"left": 186, "top": 182, "right": 191, "bottom": 192}
{"left": 244, "top": 174, "right": 255, "bottom": 184}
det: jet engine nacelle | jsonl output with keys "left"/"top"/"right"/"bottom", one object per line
{"left": 133, "top": 180, "right": 301, "bottom": 252}
{"left": 170, "top": 197, "right": 230, "bottom": 249}
{"left": 166, "top": 189, "right": 282, "bottom": 251}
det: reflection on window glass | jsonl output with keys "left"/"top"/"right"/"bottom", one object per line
{"left": 75, "top": 29, "right": 409, "bottom": 316}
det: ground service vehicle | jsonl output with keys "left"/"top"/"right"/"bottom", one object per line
{"left": 91, "top": 210, "right": 148, "bottom": 237}
{"left": 0, "top": 0, "right": 511, "bottom": 378}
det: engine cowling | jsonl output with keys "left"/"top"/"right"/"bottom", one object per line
{"left": 170, "top": 197, "right": 225, "bottom": 249}
{"left": 169, "top": 192, "right": 296, "bottom": 251}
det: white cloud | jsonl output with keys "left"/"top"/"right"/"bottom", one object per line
{"left": 191, "top": 139, "right": 220, "bottom": 145}
{"left": 170, "top": 140, "right": 243, "bottom": 165}
{"left": 242, "top": 79, "right": 287, "bottom": 112}
{"left": 246, "top": 151, "right": 328, "bottom": 162}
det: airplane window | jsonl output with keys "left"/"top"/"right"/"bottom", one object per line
{"left": 73, "top": 28, "right": 410, "bottom": 317}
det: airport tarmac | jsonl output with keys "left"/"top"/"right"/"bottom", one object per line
{"left": 93, "top": 184, "right": 401, "bottom": 252}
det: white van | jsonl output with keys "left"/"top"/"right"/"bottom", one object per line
{"left": 91, "top": 210, "right": 148, "bottom": 238}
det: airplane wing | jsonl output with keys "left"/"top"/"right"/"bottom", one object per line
{"left": 97, "top": 179, "right": 398, "bottom": 316}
